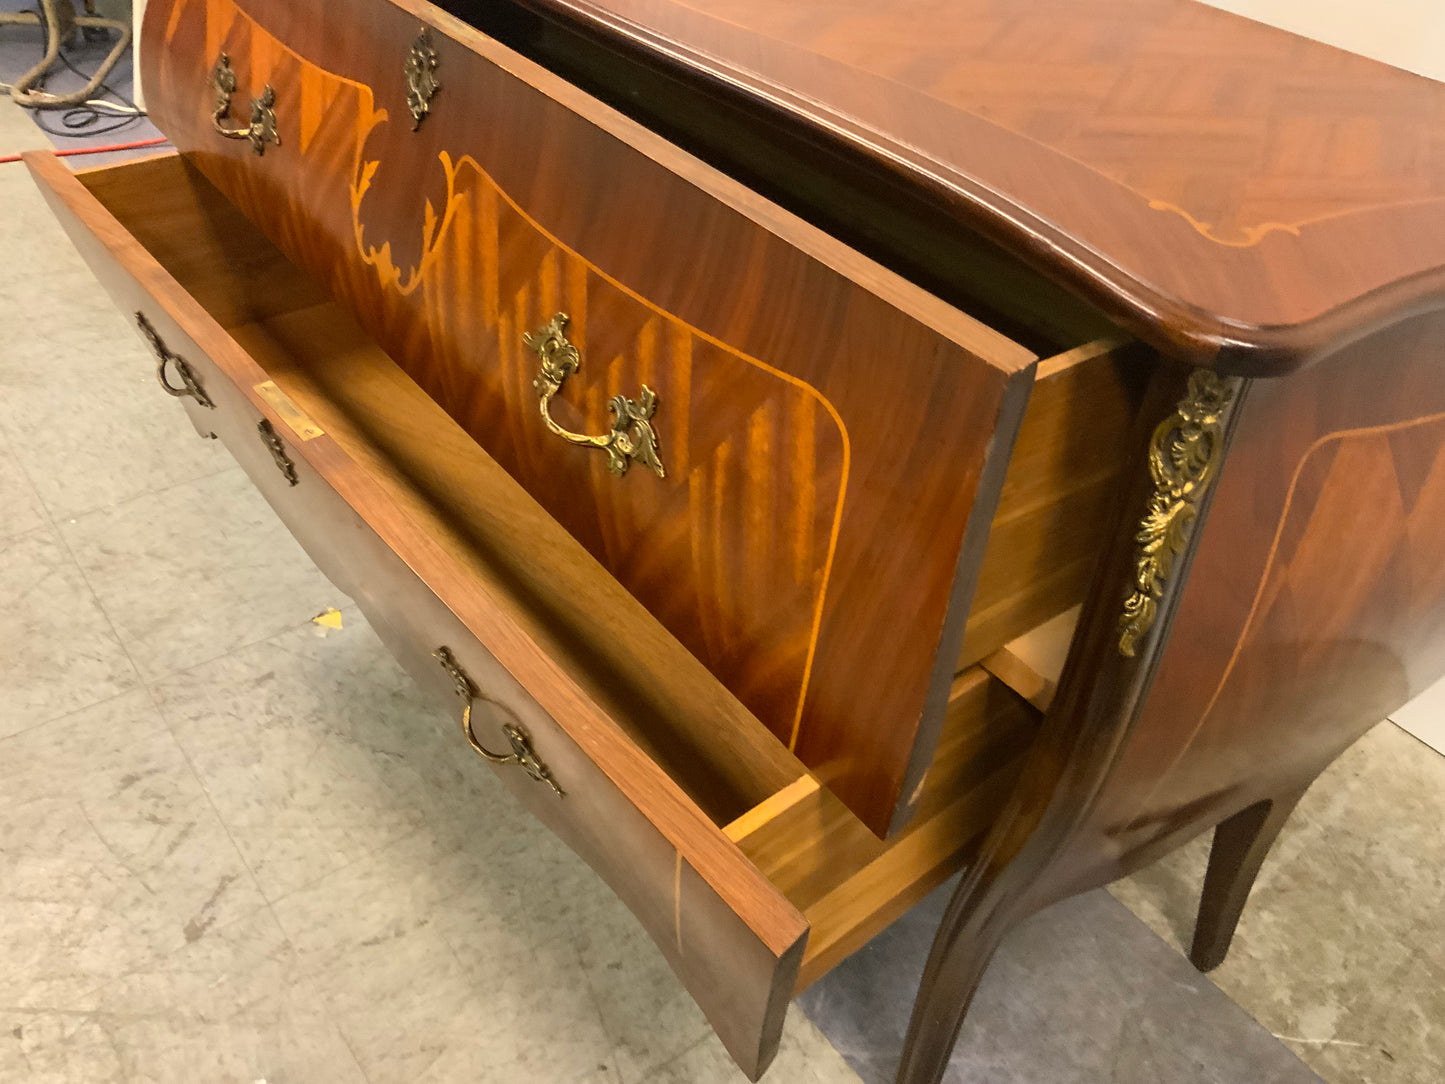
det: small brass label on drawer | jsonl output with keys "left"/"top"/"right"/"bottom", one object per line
{"left": 253, "top": 380, "right": 324, "bottom": 441}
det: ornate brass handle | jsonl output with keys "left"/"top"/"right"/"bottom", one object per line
{"left": 211, "top": 54, "right": 280, "bottom": 156}
{"left": 524, "top": 313, "right": 665, "bottom": 479}
{"left": 136, "top": 312, "right": 214, "bottom": 409}
{"left": 434, "top": 646, "right": 565, "bottom": 797}
{"left": 257, "top": 419, "right": 299, "bottom": 487}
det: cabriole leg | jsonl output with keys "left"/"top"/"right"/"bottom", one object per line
{"left": 895, "top": 868, "right": 1031, "bottom": 1084}
{"left": 1191, "top": 781, "right": 1311, "bottom": 972}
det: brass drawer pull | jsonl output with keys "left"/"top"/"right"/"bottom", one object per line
{"left": 136, "top": 312, "right": 214, "bottom": 409}
{"left": 257, "top": 419, "right": 299, "bottom": 486}
{"left": 434, "top": 646, "right": 565, "bottom": 797}
{"left": 525, "top": 313, "right": 665, "bottom": 479}
{"left": 210, "top": 53, "right": 280, "bottom": 156}
{"left": 404, "top": 26, "right": 441, "bottom": 130}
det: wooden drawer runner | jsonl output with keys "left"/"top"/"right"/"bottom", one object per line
{"left": 136, "top": 0, "right": 1044, "bottom": 835}
{"left": 29, "top": 149, "right": 1046, "bottom": 1079}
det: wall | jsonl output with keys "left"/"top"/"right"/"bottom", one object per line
{"left": 1202, "top": 0, "right": 1445, "bottom": 81}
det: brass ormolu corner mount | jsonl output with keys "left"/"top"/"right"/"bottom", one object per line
{"left": 1119, "top": 369, "right": 1236, "bottom": 657}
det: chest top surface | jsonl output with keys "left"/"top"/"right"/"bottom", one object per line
{"left": 502, "top": 0, "right": 1445, "bottom": 371}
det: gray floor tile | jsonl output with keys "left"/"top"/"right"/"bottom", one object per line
{"left": 1113, "top": 722, "right": 1445, "bottom": 1084}
{"left": 0, "top": 172, "right": 232, "bottom": 518}
{"left": 0, "top": 436, "right": 46, "bottom": 540}
{"left": 639, "top": 1014, "right": 863, "bottom": 1084}
{"left": 271, "top": 822, "right": 620, "bottom": 1084}
{"left": 72, "top": 908, "right": 369, "bottom": 1084}
{"left": 0, "top": 323, "right": 234, "bottom": 519}
{"left": 62, "top": 468, "right": 344, "bottom": 683}
{"left": 573, "top": 880, "right": 718, "bottom": 1082}
{"left": 0, "top": 523, "right": 138, "bottom": 738}
{"left": 1391, "top": 677, "right": 1445, "bottom": 754}
{"left": 0, "top": 687, "right": 268, "bottom": 1008}
{"left": 0, "top": 1009, "right": 125, "bottom": 1084}
{"left": 0, "top": 80, "right": 53, "bottom": 156}
{"left": 0, "top": 145, "right": 101, "bottom": 302}
{"left": 150, "top": 614, "right": 506, "bottom": 901}
{"left": 799, "top": 883, "right": 1325, "bottom": 1084}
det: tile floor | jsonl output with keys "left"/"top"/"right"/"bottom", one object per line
{"left": 1, "top": 68, "right": 1443, "bottom": 1084}
{"left": 1391, "top": 676, "right": 1445, "bottom": 755}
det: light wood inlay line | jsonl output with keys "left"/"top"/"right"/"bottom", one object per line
{"left": 674, "top": 851, "right": 684, "bottom": 957}
{"left": 1136, "top": 408, "right": 1445, "bottom": 818}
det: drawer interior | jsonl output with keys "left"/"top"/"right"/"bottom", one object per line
{"left": 958, "top": 338, "right": 1151, "bottom": 672}
{"left": 76, "top": 151, "right": 1053, "bottom": 985}
{"left": 138, "top": 0, "right": 1049, "bottom": 839}
{"left": 80, "top": 153, "right": 798, "bottom": 823}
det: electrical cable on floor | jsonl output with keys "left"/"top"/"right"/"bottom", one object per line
{"left": 0, "top": 8, "right": 169, "bottom": 166}
{"left": 0, "top": 135, "right": 170, "bottom": 166}
{"left": 1, "top": 0, "right": 132, "bottom": 109}
{"left": 81, "top": 98, "right": 144, "bottom": 115}
{"left": 2, "top": 3, "right": 149, "bottom": 138}
{"left": 24, "top": 8, "right": 150, "bottom": 139}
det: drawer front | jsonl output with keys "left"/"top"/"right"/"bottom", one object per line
{"left": 135, "top": 315, "right": 372, "bottom": 602}
{"left": 139, "top": 0, "right": 1036, "bottom": 834}
{"left": 28, "top": 150, "right": 807, "bottom": 1082}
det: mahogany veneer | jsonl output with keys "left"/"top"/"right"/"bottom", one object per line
{"left": 135, "top": 0, "right": 1058, "bottom": 836}
{"left": 491, "top": 0, "right": 1445, "bottom": 371}
{"left": 29, "top": 149, "right": 1048, "bottom": 1077}
{"left": 25, "top": 1, "right": 1445, "bottom": 1082}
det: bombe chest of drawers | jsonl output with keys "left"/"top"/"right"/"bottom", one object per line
{"left": 27, "top": 1, "right": 1445, "bottom": 1081}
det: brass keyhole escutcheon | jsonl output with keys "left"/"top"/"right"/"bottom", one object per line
{"left": 404, "top": 26, "right": 441, "bottom": 130}
{"left": 257, "top": 419, "right": 299, "bottom": 487}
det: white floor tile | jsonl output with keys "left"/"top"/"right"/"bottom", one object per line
{"left": 1391, "top": 675, "right": 1445, "bottom": 755}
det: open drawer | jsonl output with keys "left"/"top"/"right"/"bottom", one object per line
{"left": 137, "top": 0, "right": 1059, "bottom": 837}
{"left": 28, "top": 149, "right": 1047, "bottom": 1079}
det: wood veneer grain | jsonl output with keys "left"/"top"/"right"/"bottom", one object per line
{"left": 981, "top": 607, "right": 1081, "bottom": 713}
{"left": 728, "top": 668, "right": 1041, "bottom": 989}
{"left": 75, "top": 150, "right": 806, "bottom": 824}
{"left": 499, "top": 0, "right": 1445, "bottom": 373}
{"left": 139, "top": 0, "right": 1042, "bottom": 836}
{"left": 33, "top": 148, "right": 817, "bottom": 1077}
{"left": 897, "top": 333, "right": 1445, "bottom": 1081}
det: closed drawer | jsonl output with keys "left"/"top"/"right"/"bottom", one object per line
{"left": 28, "top": 149, "right": 1045, "bottom": 1080}
{"left": 136, "top": 0, "right": 1046, "bottom": 835}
